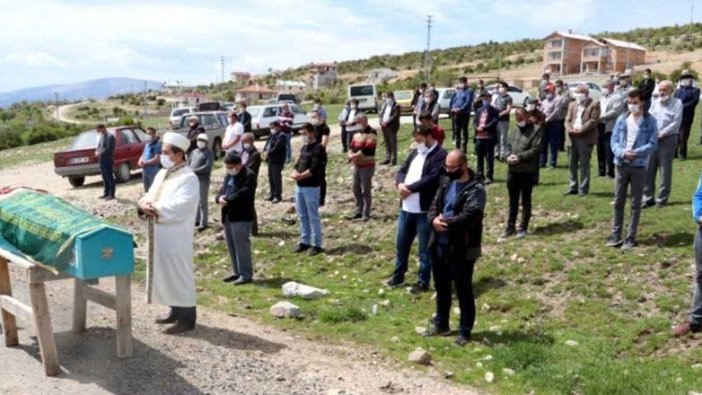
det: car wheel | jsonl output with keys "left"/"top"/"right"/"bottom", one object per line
{"left": 68, "top": 176, "right": 85, "bottom": 187}
{"left": 212, "top": 138, "right": 223, "bottom": 160}
{"left": 115, "top": 162, "right": 131, "bottom": 183}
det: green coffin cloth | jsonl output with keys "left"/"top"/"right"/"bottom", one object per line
{"left": 0, "top": 190, "right": 113, "bottom": 272}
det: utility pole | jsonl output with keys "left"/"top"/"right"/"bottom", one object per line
{"left": 424, "top": 15, "right": 433, "bottom": 83}
{"left": 143, "top": 80, "right": 147, "bottom": 121}
{"left": 220, "top": 56, "right": 225, "bottom": 84}
{"left": 692, "top": 0, "right": 695, "bottom": 24}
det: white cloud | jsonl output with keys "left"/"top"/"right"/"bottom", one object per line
{"left": 0, "top": 52, "right": 69, "bottom": 68}
{"left": 491, "top": 0, "right": 597, "bottom": 30}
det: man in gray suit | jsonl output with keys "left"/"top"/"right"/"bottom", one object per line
{"left": 597, "top": 80, "right": 626, "bottom": 178}
{"left": 187, "top": 133, "right": 214, "bottom": 231}
{"left": 95, "top": 124, "right": 116, "bottom": 200}
{"left": 643, "top": 80, "right": 683, "bottom": 208}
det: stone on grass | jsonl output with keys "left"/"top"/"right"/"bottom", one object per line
{"left": 485, "top": 372, "right": 495, "bottom": 383}
{"left": 282, "top": 282, "right": 329, "bottom": 299}
{"left": 408, "top": 348, "right": 432, "bottom": 365}
{"left": 415, "top": 326, "right": 427, "bottom": 335}
{"left": 444, "top": 371, "right": 455, "bottom": 379}
{"left": 503, "top": 368, "right": 516, "bottom": 376}
{"left": 390, "top": 336, "right": 400, "bottom": 343}
{"left": 565, "top": 340, "right": 579, "bottom": 347}
{"left": 270, "top": 301, "right": 301, "bottom": 318}
{"left": 693, "top": 364, "right": 702, "bottom": 370}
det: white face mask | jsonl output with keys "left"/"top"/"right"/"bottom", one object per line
{"left": 681, "top": 79, "right": 692, "bottom": 87}
{"left": 526, "top": 104, "right": 536, "bottom": 112}
{"left": 311, "top": 118, "right": 320, "bottom": 126}
{"left": 160, "top": 155, "right": 175, "bottom": 169}
{"left": 517, "top": 121, "right": 527, "bottom": 128}
{"left": 660, "top": 94, "right": 670, "bottom": 103}
{"left": 628, "top": 103, "right": 641, "bottom": 114}
{"left": 457, "top": 84, "right": 466, "bottom": 89}
{"left": 546, "top": 93, "right": 554, "bottom": 100}
{"left": 498, "top": 87, "right": 507, "bottom": 94}
{"left": 145, "top": 135, "right": 153, "bottom": 142}
{"left": 576, "top": 93, "right": 587, "bottom": 103}
{"left": 415, "top": 141, "right": 429, "bottom": 154}
{"left": 351, "top": 105, "right": 357, "bottom": 110}
{"left": 271, "top": 129, "right": 279, "bottom": 135}
{"left": 197, "top": 141, "right": 207, "bottom": 149}
{"left": 227, "top": 167, "right": 239, "bottom": 176}
{"left": 243, "top": 143, "right": 252, "bottom": 150}
{"left": 302, "top": 135, "right": 310, "bottom": 145}
{"left": 313, "top": 104, "right": 320, "bottom": 110}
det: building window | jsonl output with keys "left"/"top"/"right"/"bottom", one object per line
{"left": 583, "top": 48, "right": 600, "bottom": 57}
{"left": 550, "top": 39, "right": 563, "bottom": 48}
{"left": 547, "top": 51, "right": 562, "bottom": 61}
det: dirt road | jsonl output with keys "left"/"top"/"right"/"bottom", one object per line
{"left": 0, "top": 121, "right": 479, "bottom": 395}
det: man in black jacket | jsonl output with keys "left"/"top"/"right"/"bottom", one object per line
{"left": 379, "top": 91, "right": 402, "bottom": 165}
{"left": 311, "top": 110, "right": 330, "bottom": 206}
{"left": 95, "top": 124, "right": 116, "bottom": 200}
{"left": 387, "top": 126, "right": 447, "bottom": 293}
{"left": 186, "top": 116, "right": 206, "bottom": 155}
{"left": 242, "top": 133, "right": 261, "bottom": 236}
{"left": 239, "top": 102, "right": 252, "bottom": 134}
{"left": 638, "top": 69, "right": 655, "bottom": 111}
{"left": 263, "top": 121, "right": 287, "bottom": 203}
{"left": 217, "top": 152, "right": 256, "bottom": 286}
{"left": 423, "top": 150, "right": 486, "bottom": 346}
{"left": 292, "top": 123, "right": 325, "bottom": 255}
{"left": 473, "top": 92, "right": 499, "bottom": 184}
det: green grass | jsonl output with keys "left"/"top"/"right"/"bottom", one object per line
{"left": 0, "top": 137, "right": 73, "bottom": 168}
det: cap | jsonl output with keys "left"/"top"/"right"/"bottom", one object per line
{"left": 196, "top": 133, "right": 208, "bottom": 142}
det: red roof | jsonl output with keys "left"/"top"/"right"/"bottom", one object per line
{"left": 237, "top": 84, "right": 275, "bottom": 94}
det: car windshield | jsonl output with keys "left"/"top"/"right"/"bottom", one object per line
{"left": 70, "top": 131, "right": 100, "bottom": 150}
{"left": 350, "top": 85, "right": 374, "bottom": 96}
{"left": 172, "top": 108, "right": 191, "bottom": 117}
{"left": 394, "top": 91, "right": 412, "bottom": 100}
{"left": 247, "top": 107, "right": 263, "bottom": 117}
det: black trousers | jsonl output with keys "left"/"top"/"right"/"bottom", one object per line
{"left": 268, "top": 162, "right": 284, "bottom": 200}
{"left": 432, "top": 245, "right": 476, "bottom": 337}
{"left": 596, "top": 123, "right": 615, "bottom": 177}
{"left": 452, "top": 113, "right": 471, "bottom": 153}
{"left": 475, "top": 138, "right": 495, "bottom": 180}
{"left": 678, "top": 119, "right": 694, "bottom": 159}
{"left": 507, "top": 171, "right": 535, "bottom": 231}
{"left": 341, "top": 127, "right": 349, "bottom": 152}
{"left": 170, "top": 306, "right": 196, "bottom": 329}
{"left": 319, "top": 161, "right": 327, "bottom": 206}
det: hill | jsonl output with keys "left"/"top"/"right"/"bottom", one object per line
{"left": 0, "top": 78, "right": 163, "bottom": 108}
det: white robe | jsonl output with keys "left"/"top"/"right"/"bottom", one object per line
{"left": 139, "top": 165, "right": 199, "bottom": 307}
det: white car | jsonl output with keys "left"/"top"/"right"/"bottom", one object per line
{"left": 169, "top": 107, "right": 195, "bottom": 127}
{"left": 348, "top": 84, "right": 379, "bottom": 113}
{"left": 568, "top": 82, "right": 603, "bottom": 102}
{"left": 435, "top": 88, "right": 456, "bottom": 114}
{"left": 486, "top": 84, "right": 532, "bottom": 107}
{"left": 248, "top": 103, "right": 309, "bottom": 139}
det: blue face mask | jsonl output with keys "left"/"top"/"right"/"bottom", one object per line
{"left": 483, "top": 100, "right": 490, "bottom": 108}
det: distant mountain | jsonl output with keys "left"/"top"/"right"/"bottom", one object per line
{"left": 0, "top": 78, "right": 163, "bottom": 108}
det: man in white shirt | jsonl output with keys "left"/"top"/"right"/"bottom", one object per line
{"left": 223, "top": 112, "right": 244, "bottom": 154}
{"left": 379, "top": 91, "right": 401, "bottom": 166}
{"left": 387, "top": 126, "right": 447, "bottom": 293}
{"left": 643, "top": 80, "right": 683, "bottom": 208}
{"left": 564, "top": 84, "right": 600, "bottom": 196}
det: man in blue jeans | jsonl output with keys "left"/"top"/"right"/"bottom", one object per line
{"left": 95, "top": 124, "right": 116, "bottom": 200}
{"left": 292, "top": 123, "right": 324, "bottom": 256}
{"left": 138, "top": 127, "right": 162, "bottom": 192}
{"left": 387, "top": 126, "right": 447, "bottom": 293}
{"left": 449, "top": 76, "right": 474, "bottom": 153}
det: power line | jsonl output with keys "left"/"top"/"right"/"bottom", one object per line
{"left": 424, "top": 15, "right": 433, "bottom": 83}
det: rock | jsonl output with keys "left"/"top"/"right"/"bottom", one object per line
{"left": 282, "top": 282, "right": 330, "bottom": 299}
{"left": 565, "top": 340, "right": 578, "bottom": 347}
{"left": 371, "top": 304, "right": 378, "bottom": 315}
{"left": 510, "top": 253, "right": 519, "bottom": 262}
{"left": 408, "top": 348, "right": 432, "bottom": 365}
{"left": 503, "top": 368, "right": 516, "bottom": 376}
{"left": 415, "top": 326, "right": 426, "bottom": 335}
{"left": 476, "top": 362, "right": 483, "bottom": 368}
{"left": 270, "top": 301, "right": 301, "bottom": 318}
{"left": 693, "top": 364, "right": 702, "bottom": 370}
{"left": 390, "top": 336, "right": 400, "bottom": 343}
{"left": 378, "top": 288, "right": 385, "bottom": 296}
{"left": 444, "top": 371, "right": 455, "bottom": 379}
{"left": 517, "top": 257, "right": 526, "bottom": 264}
{"left": 453, "top": 307, "right": 461, "bottom": 315}
{"left": 380, "top": 299, "right": 391, "bottom": 307}
{"left": 485, "top": 372, "right": 495, "bottom": 383}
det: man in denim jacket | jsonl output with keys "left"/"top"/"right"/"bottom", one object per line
{"left": 606, "top": 89, "right": 658, "bottom": 250}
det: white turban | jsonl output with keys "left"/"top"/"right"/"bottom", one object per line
{"left": 163, "top": 132, "right": 190, "bottom": 152}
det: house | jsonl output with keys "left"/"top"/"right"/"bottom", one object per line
{"left": 367, "top": 68, "right": 397, "bottom": 84}
{"left": 235, "top": 84, "right": 276, "bottom": 103}
{"left": 275, "top": 80, "right": 307, "bottom": 92}
{"left": 174, "top": 92, "right": 209, "bottom": 107}
{"left": 310, "top": 62, "right": 338, "bottom": 89}
{"left": 230, "top": 71, "right": 251, "bottom": 83}
{"left": 543, "top": 31, "right": 647, "bottom": 76}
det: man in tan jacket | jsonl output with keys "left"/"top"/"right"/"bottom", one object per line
{"left": 564, "top": 84, "right": 600, "bottom": 196}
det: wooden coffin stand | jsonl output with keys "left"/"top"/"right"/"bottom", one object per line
{"left": 0, "top": 249, "right": 132, "bottom": 377}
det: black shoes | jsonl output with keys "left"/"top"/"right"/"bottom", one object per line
{"left": 345, "top": 213, "right": 362, "bottom": 220}
{"left": 563, "top": 190, "right": 577, "bottom": 196}
{"left": 309, "top": 247, "right": 324, "bottom": 256}
{"left": 422, "top": 324, "right": 451, "bottom": 337}
{"left": 605, "top": 234, "right": 623, "bottom": 247}
{"left": 232, "top": 277, "right": 252, "bottom": 286}
{"left": 223, "top": 273, "right": 240, "bottom": 283}
{"left": 155, "top": 311, "right": 177, "bottom": 325}
{"left": 163, "top": 323, "right": 195, "bottom": 335}
{"left": 294, "top": 243, "right": 311, "bottom": 253}
{"left": 454, "top": 333, "right": 470, "bottom": 347}
{"left": 386, "top": 277, "right": 405, "bottom": 288}
{"left": 621, "top": 237, "right": 636, "bottom": 251}
{"left": 409, "top": 283, "right": 430, "bottom": 294}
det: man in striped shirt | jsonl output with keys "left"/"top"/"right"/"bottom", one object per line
{"left": 346, "top": 113, "right": 377, "bottom": 221}
{"left": 279, "top": 103, "right": 295, "bottom": 163}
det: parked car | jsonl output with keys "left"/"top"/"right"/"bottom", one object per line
{"left": 277, "top": 93, "right": 299, "bottom": 104}
{"left": 485, "top": 84, "right": 532, "bottom": 107}
{"left": 248, "top": 103, "right": 309, "bottom": 139}
{"left": 393, "top": 90, "right": 414, "bottom": 113}
{"left": 169, "top": 107, "right": 195, "bottom": 127}
{"left": 222, "top": 102, "right": 237, "bottom": 112}
{"left": 568, "top": 82, "right": 603, "bottom": 102}
{"left": 348, "top": 84, "right": 379, "bottom": 113}
{"left": 197, "top": 101, "right": 222, "bottom": 112}
{"left": 173, "top": 111, "right": 229, "bottom": 159}
{"left": 54, "top": 126, "right": 148, "bottom": 187}
{"left": 436, "top": 88, "right": 456, "bottom": 114}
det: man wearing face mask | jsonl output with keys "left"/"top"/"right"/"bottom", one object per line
{"left": 412, "top": 83, "right": 427, "bottom": 129}
{"left": 539, "top": 84, "right": 562, "bottom": 169}
{"left": 279, "top": 103, "right": 295, "bottom": 163}
{"left": 555, "top": 80, "right": 571, "bottom": 152}
{"left": 338, "top": 101, "right": 351, "bottom": 152}
{"left": 347, "top": 113, "right": 377, "bottom": 221}
{"left": 473, "top": 91, "right": 499, "bottom": 184}
{"left": 538, "top": 73, "right": 551, "bottom": 101}
{"left": 388, "top": 126, "right": 447, "bottom": 293}
{"left": 187, "top": 133, "right": 214, "bottom": 232}
{"left": 310, "top": 110, "right": 330, "bottom": 206}
{"left": 638, "top": 69, "right": 656, "bottom": 111}
{"left": 238, "top": 102, "right": 252, "bottom": 134}
{"left": 217, "top": 152, "right": 256, "bottom": 286}
{"left": 501, "top": 108, "right": 541, "bottom": 239}
{"left": 525, "top": 98, "right": 546, "bottom": 185}
{"left": 674, "top": 70, "right": 700, "bottom": 157}
{"left": 564, "top": 84, "right": 600, "bottom": 197}
{"left": 643, "top": 80, "right": 683, "bottom": 209}
{"left": 264, "top": 121, "right": 287, "bottom": 203}
{"left": 419, "top": 112, "right": 445, "bottom": 146}
{"left": 423, "top": 150, "right": 485, "bottom": 347}
{"left": 186, "top": 116, "right": 205, "bottom": 155}
{"left": 379, "top": 91, "right": 401, "bottom": 166}
{"left": 223, "top": 112, "right": 244, "bottom": 155}
{"left": 138, "top": 127, "right": 162, "bottom": 192}
{"left": 312, "top": 98, "right": 327, "bottom": 123}
{"left": 608, "top": 89, "right": 658, "bottom": 250}
{"left": 292, "top": 123, "right": 325, "bottom": 255}
{"left": 138, "top": 132, "right": 200, "bottom": 334}
{"left": 597, "top": 79, "right": 626, "bottom": 179}
{"left": 342, "top": 99, "right": 360, "bottom": 150}
{"left": 494, "top": 81, "right": 513, "bottom": 161}
{"left": 616, "top": 72, "right": 633, "bottom": 95}
{"left": 449, "top": 77, "right": 474, "bottom": 154}
{"left": 421, "top": 89, "right": 440, "bottom": 123}
{"left": 241, "top": 133, "right": 261, "bottom": 236}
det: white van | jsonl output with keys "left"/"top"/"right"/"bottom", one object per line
{"left": 169, "top": 107, "right": 195, "bottom": 127}
{"left": 348, "top": 84, "right": 378, "bottom": 113}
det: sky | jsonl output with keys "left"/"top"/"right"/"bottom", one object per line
{"left": 0, "top": 0, "right": 696, "bottom": 92}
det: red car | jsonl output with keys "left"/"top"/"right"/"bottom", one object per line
{"left": 54, "top": 126, "right": 149, "bottom": 187}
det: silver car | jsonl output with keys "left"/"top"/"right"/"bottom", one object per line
{"left": 173, "top": 111, "right": 229, "bottom": 159}
{"left": 248, "top": 104, "right": 309, "bottom": 139}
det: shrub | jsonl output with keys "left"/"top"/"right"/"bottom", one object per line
{"left": 0, "top": 127, "right": 24, "bottom": 150}
{"left": 27, "top": 125, "right": 64, "bottom": 145}
{"left": 318, "top": 306, "right": 367, "bottom": 324}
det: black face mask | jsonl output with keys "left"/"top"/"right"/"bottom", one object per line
{"left": 447, "top": 167, "right": 464, "bottom": 180}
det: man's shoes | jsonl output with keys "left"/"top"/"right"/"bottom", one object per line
{"left": 674, "top": 321, "right": 702, "bottom": 337}
{"left": 409, "top": 282, "right": 430, "bottom": 294}
{"left": 379, "top": 159, "right": 391, "bottom": 165}
{"left": 271, "top": 198, "right": 282, "bottom": 204}
{"left": 422, "top": 324, "right": 451, "bottom": 337}
{"left": 98, "top": 195, "right": 108, "bottom": 199}
{"left": 386, "top": 277, "right": 405, "bottom": 288}
{"left": 163, "top": 323, "right": 195, "bottom": 335}
{"left": 222, "top": 273, "right": 240, "bottom": 283}
{"left": 345, "top": 213, "right": 362, "bottom": 220}
{"left": 563, "top": 190, "right": 577, "bottom": 196}
{"left": 215, "top": 232, "right": 225, "bottom": 241}
{"left": 642, "top": 200, "right": 655, "bottom": 209}
{"left": 515, "top": 229, "right": 528, "bottom": 239}
{"left": 196, "top": 226, "right": 208, "bottom": 233}
{"left": 548, "top": 165, "right": 556, "bottom": 170}
{"left": 499, "top": 228, "right": 516, "bottom": 239}
{"left": 362, "top": 215, "right": 370, "bottom": 222}
{"left": 104, "top": 196, "right": 114, "bottom": 201}
{"left": 578, "top": 192, "right": 587, "bottom": 197}
{"left": 605, "top": 234, "right": 623, "bottom": 247}
{"left": 232, "top": 277, "right": 252, "bottom": 286}
{"left": 265, "top": 196, "right": 274, "bottom": 202}
{"left": 485, "top": 178, "right": 494, "bottom": 185}
{"left": 454, "top": 334, "right": 470, "bottom": 347}
{"left": 309, "top": 247, "right": 324, "bottom": 256}
{"left": 293, "top": 243, "right": 310, "bottom": 253}
{"left": 155, "top": 311, "right": 177, "bottom": 325}
{"left": 621, "top": 237, "right": 636, "bottom": 251}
